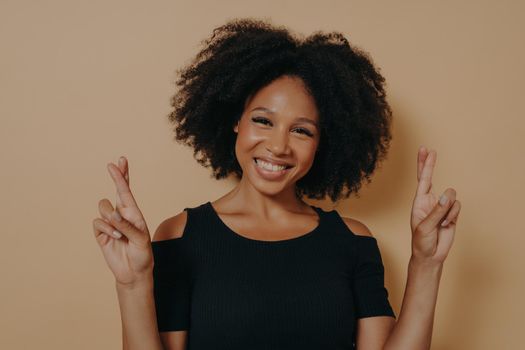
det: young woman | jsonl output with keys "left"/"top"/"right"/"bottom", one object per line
{"left": 93, "top": 18, "right": 461, "bottom": 350}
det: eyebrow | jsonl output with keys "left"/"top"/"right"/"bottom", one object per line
{"left": 249, "top": 107, "right": 319, "bottom": 128}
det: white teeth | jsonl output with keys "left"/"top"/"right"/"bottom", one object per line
{"left": 255, "top": 158, "right": 288, "bottom": 172}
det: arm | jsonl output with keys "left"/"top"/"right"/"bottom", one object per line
{"left": 354, "top": 255, "right": 443, "bottom": 350}
{"left": 382, "top": 258, "right": 443, "bottom": 350}
{"left": 94, "top": 159, "right": 164, "bottom": 350}
{"left": 117, "top": 277, "right": 164, "bottom": 350}
{"left": 122, "top": 311, "right": 128, "bottom": 349}
{"left": 342, "top": 216, "right": 446, "bottom": 350}
{"left": 378, "top": 147, "right": 460, "bottom": 350}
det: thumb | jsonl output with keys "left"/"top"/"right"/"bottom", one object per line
{"left": 418, "top": 188, "right": 457, "bottom": 235}
{"left": 109, "top": 209, "right": 147, "bottom": 244}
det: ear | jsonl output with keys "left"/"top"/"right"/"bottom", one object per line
{"left": 233, "top": 120, "right": 239, "bottom": 133}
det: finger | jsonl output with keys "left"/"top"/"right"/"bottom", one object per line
{"left": 92, "top": 219, "right": 111, "bottom": 247}
{"left": 441, "top": 200, "right": 461, "bottom": 227}
{"left": 107, "top": 205, "right": 148, "bottom": 244}
{"left": 434, "top": 200, "right": 460, "bottom": 260}
{"left": 417, "top": 187, "right": 456, "bottom": 234}
{"left": 99, "top": 198, "right": 116, "bottom": 221}
{"left": 99, "top": 198, "right": 145, "bottom": 242}
{"left": 415, "top": 149, "right": 437, "bottom": 196}
{"left": 99, "top": 198, "right": 139, "bottom": 241}
{"left": 118, "top": 156, "right": 129, "bottom": 184}
{"left": 116, "top": 156, "right": 129, "bottom": 209}
{"left": 417, "top": 146, "right": 428, "bottom": 182}
{"left": 107, "top": 162, "right": 138, "bottom": 208}
{"left": 93, "top": 217, "right": 123, "bottom": 240}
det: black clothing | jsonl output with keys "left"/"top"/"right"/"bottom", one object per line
{"left": 152, "top": 201, "right": 395, "bottom": 349}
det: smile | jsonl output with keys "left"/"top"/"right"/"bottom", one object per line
{"left": 253, "top": 158, "right": 293, "bottom": 172}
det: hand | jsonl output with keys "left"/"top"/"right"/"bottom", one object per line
{"left": 92, "top": 156, "right": 154, "bottom": 287}
{"left": 410, "top": 147, "right": 461, "bottom": 264}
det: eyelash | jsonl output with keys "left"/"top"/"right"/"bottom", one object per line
{"left": 251, "top": 116, "right": 314, "bottom": 137}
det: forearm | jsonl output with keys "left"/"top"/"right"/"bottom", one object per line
{"left": 383, "top": 257, "right": 443, "bottom": 350}
{"left": 116, "top": 276, "right": 163, "bottom": 350}
{"left": 122, "top": 316, "right": 128, "bottom": 350}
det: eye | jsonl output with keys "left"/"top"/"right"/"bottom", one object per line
{"left": 292, "top": 127, "right": 314, "bottom": 137}
{"left": 251, "top": 116, "right": 314, "bottom": 137}
{"left": 251, "top": 116, "right": 271, "bottom": 125}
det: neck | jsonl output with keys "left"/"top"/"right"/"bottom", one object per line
{"left": 217, "top": 174, "right": 309, "bottom": 218}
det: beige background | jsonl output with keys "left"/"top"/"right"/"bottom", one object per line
{"left": 1, "top": 0, "right": 524, "bottom": 349}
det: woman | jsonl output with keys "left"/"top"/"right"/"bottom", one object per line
{"left": 93, "top": 18, "right": 461, "bottom": 350}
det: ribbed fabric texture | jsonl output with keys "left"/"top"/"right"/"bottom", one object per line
{"left": 152, "top": 201, "right": 395, "bottom": 350}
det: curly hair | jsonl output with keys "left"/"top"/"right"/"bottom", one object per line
{"left": 168, "top": 17, "right": 393, "bottom": 203}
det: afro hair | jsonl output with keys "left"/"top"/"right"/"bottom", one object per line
{"left": 168, "top": 17, "right": 393, "bottom": 203}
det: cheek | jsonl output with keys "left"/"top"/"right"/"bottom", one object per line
{"left": 242, "top": 129, "right": 260, "bottom": 144}
{"left": 297, "top": 144, "right": 318, "bottom": 167}
{"left": 235, "top": 125, "right": 263, "bottom": 160}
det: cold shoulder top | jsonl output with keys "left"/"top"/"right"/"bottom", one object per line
{"left": 151, "top": 201, "right": 396, "bottom": 349}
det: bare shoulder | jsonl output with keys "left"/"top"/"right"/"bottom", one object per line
{"left": 340, "top": 216, "right": 374, "bottom": 237}
{"left": 152, "top": 210, "right": 188, "bottom": 242}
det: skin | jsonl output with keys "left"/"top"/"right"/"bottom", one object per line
{"left": 92, "top": 75, "right": 461, "bottom": 350}
{"left": 210, "top": 75, "right": 323, "bottom": 240}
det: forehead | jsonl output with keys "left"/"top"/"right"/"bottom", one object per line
{"left": 244, "top": 76, "right": 319, "bottom": 121}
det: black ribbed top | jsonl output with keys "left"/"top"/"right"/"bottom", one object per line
{"left": 152, "top": 201, "right": 395, "bottom": 350}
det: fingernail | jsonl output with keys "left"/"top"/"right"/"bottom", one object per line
{"left": 112, "top": 230, "right": 122, "bottom": 239}
{"left": 441, "top": 219, "right": 448, "bottom": 227}
{"left": 439, "top": 193, "right": 448, "bottom": 206}
{"left": 112, "top": 210, "right": 122, "bottom": 221}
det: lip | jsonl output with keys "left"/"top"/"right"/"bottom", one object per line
{"left": 253, "top": 156, "right": 293, "bottom": 167}
{"left": 253, "top": 158, "right": 293, "bottom": 181}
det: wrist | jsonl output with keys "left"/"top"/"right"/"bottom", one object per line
{"left": 409, "top": 255, "right": 443, "bottom": 269}
{"left": 408, "top": 255, "right": 443, "bottom": 278}
{"left": 116, "top": 274, "right": 154, "bottom": 293}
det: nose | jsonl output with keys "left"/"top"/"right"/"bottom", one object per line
{"left": 266, "top": 127, "right": 290, "bottom": 156}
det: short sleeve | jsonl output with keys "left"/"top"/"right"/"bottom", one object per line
{"left": 352, "top": 237, "right": 396, "bottom": 319}
{"left": 152, "top": 238, "right": 192, "bottom": 331}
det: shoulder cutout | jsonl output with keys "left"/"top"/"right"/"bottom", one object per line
{"left": 341, "top": 216, "right": 374, "bottom": 237}
{"left": 152, "top": 210, "right": 188, "bottom": 242}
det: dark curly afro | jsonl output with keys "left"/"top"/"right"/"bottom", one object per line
{"left": 168, "top": 17, "right": 393, "bottom": 203}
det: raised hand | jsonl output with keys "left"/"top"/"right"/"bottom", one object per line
{"left": 92, "top": 156, "right": 154, "bottom": 287}
{"left": 410, "top": 147, "right": 461, "bottom": 264}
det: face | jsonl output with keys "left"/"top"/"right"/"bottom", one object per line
{"left": 233, "top": 75, "right": 320, "bottom": 198}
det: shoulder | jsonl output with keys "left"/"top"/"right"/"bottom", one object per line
{"left": 152, "top": 210, "right": 188, "bottom": 242}
{"left": 340, "top": 216, "right": 374, "bottom": 238}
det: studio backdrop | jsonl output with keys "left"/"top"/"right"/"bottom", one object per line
{"left": 1, "top": 0, "right": 523, "bottom": 349}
